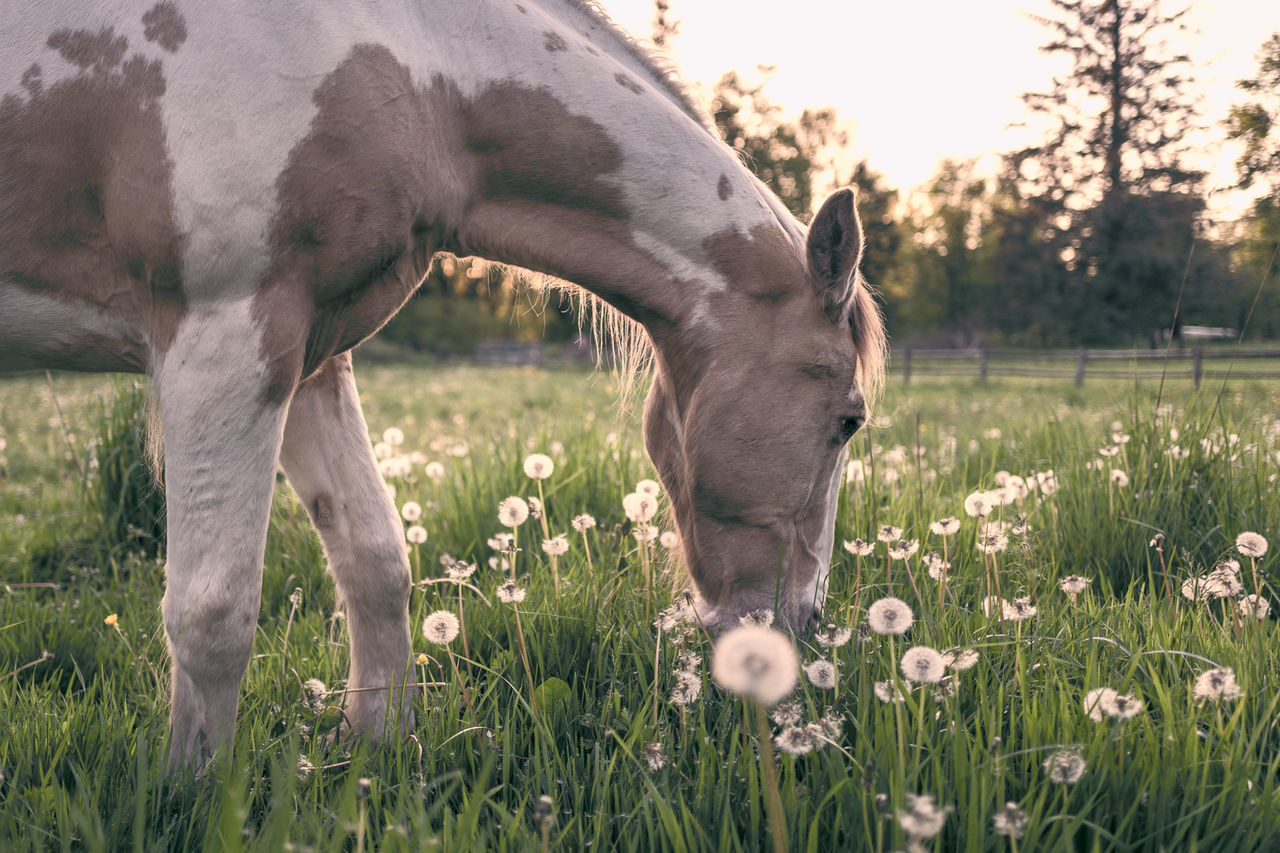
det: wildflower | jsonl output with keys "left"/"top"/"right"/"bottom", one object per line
{"left": 976, "top": 532, "right": 1009, "bottom": 554}
{"left": 424, "top": 461, "right": 445, "bottom": 478}
{"left": 930, "top": 517, "right": 960, "bottom": 536}
{"left": 772, "top": 700, "right": 802, "bottom": 727}
{"left": 874, "top": 679, "right": 906, "bottom": 703}
{"left": 571, "top": 514, "right": 597, "bottom": 532}
{"left": 1239, "top": 594, "right": 1271, "bottom": 620}
{"left": 669, "top": 670, "right": 702, "bottom": 705}
{"left": 775, "top": 726, "right": 816, "bottom": 756}
{"left": 1107, "top": 692, "right": 1144, "bottom": 720}
{"left": 622, "top": 491, "right": 658, "bottom": 522}
{"left": 400, "top": 501, "right": 423, "bottom": 522}
{"left": 843, "top": 538, "right": 875, "bottom": 556}
{"left": 496, "top": 581, "right": 527, "bottom": 604}
{"left": 497, "top": 496, "right": 529, "bottom": 527}
{"left": 542, "top": 535, "right": 569, "bottom": 556}
{"left": 1059, "top": 575, "right": 1090, "bottom": 596}
{"left": 992, "top": 802, "right": 1027, "bottom": 839}
{"left": 1084, "top": 687, "right": 1118, "bottom": 722}
{"left": 963, "top": 490, "right": 994, "bottom": 518}
{"left": 422, "top": 611, "right": 460, "bottom": 645}
{"left": 814, "top": 624, "right": 853, "bottom": 648}
{"left": 804, "top": 659, "right": 837, "bottom": 689}
{"left": 488, "top": 532, "right": 515, "bottom": 551}
{"left": 899, "top": 646, "right": 946, "bottom": 684}
{"left": 739, "top": 609, "right": 775, "bottom": 627}
{"left": 1109, "top": 469, "right": 1130, "bottom": 487}
{"left": 710, "top": 625, "right": 799, "bottom": 705}
{"left": 383, "top": 427, "right": 404, "bottom": 447}
{"left": 887, "top": 539, "right": 920, "bottom": 560}
{"left": 1236, "top": 532, "right": 1269, "bottom": 559}
{"left": 942, "top": 648, "right": 979, "bottom": 671}
{"left": 406, "top": 525, "right": 428, "bottom": 545}
{"left": 1149, "top": 533, "right": 1165, "bottom": 548}
{"left": 876, "top": 524, "right": 903, "bottom": 543}
{"left": 643, "top": 742, "right": 666, "bottom": 770}
{"left": 1043, "top": 749, "right": 1086, "bottom": 784}
{"left": 447, "top": 561, "right": 476, "bottom": 581}
{"left": 415, "top": 653, "right": 430, "bottom": 666}
{"left": 104, "top": 613, "right": 119, "bottom": 627}
{"left": 659, "top": 530, "right": 679, "bottom": 548}
{"left": 635, "top": 479, "right": 662, "bottom": 497}
{"left": 1003, "top": 597, "right": 1037, "bottom": 621}
{"left": 523, "top": 453, "right": 554, "bottom": 480}
{"left": 896, "top": 793, "right": 951, "bottom": 840}
{"left": 1193, "top": 667, "right": 1243, "bottom": 703}
{"left": 924, "top": 552, "right": 951, "bottom": 581}
{"left": 866, "top": 597, "right": 914, "bottom": 635}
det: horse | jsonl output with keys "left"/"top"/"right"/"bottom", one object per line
{"left": 0, "top": 0, "right": 886, "bottom": 766}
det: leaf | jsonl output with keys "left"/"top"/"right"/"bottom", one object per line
{"left": 533, "top": 677, "right": 571, "bottom": 708}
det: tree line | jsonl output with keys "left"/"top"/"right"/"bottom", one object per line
{"left": 381, "top": 0, "right": 1280, "bottom": 354}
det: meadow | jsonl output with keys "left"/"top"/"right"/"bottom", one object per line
{"left": 1, "top": 360, "right": 1278, "bottom": 851}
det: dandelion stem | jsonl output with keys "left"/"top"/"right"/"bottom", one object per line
{"left": 458, "top": 584, "right": 476, "bottom": 685}
{"left": 447, "top": 647, "right": 479, "bottom": 730}
{"left": 512, "top": 603, "right": 540, "bottom": 717}
{"left": 752, "top": 702, "right": 788, "bottom": 853}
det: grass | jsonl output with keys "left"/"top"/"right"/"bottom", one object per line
{"left": 1, "top": 362, "right": 1278, "bottom": 851}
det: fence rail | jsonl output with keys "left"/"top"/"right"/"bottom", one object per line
{"left": 895, "top": 346, "right": 1280, "bottom": 387}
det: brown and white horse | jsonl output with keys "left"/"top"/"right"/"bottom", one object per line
{"left": 0, "top": 0, "right": 885, "bottom": 765}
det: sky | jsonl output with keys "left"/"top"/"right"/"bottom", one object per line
{"left": 603, "top": 0, "right": 1280, "bottom": 216}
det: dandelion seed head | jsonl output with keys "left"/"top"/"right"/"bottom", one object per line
{"left": 496, "top": 581, "right": 527, "bottom": 604}
{"left": 542, "top": 535, "right": 569, "bottom": 556}
{"left": 900, "top": 646, "right": 946, "bottom": 684}
{"left": 447, "top": 561, "right": 476, "bottom": 581}
{"left": 1237, "top": 532, "right": 1268, "bottom": 559}
{"left": 896, "top": 793, "right": 951, "bottom": 840}
{"left": 992, "top": 802, "right": 1027, "bottom": 838}
{"left": 1059, "top": 575, "right": 1090, "bottom": 596}
{"left": 669, "top": 670, "right": 702, "bottom": 705}
{"left": 1106, "top": 692, "right": 1144, "bottom": 720}
{"left": 874, "top": 679, "right": 906, "bottom": 703}
{"left": 775, "top": 725, "right": 816, "bottom": 756}
{"left": 814, "top": 624, "right": 853, "bottom": 648}
{"left": 488, "top": 532, "right": 515, "bottom": 551}
{"left": 867, "top": 597, "right": 914, "bottom": 636}
{"left": 635, "top": 479, "right": 662, "bottom": 498}
{"left": 571, "top": 514, "right": 597, "bottom": 532}
{"left": 1084, "top": 687, "right": 1118, "bottom": 722}
{"left": 804, "top": 659, "right": 837, "bottom": 689}
{"left": 888, "top": 539, "right": 920, "bottom": 561}
{"left": 1193, "top": 667, "right": 1243, "bottom": 703}
{"left": 942, "top": 648, "right": 980, "bottom": 671}
{"left": 523, "top": 453, "right": 554, "bottom": 480}
{"left": 622, "top": 491, "right": 658, "bottom": 522}
{"left": 659, "top": 531, "right": 680, "bottom": 548}
{"left": 843, "top": 538, "right": 875, "bottom": 556}
{"left": 406, "top": 524, "right": 428, "bottom": 545}
{"left": 497, "top": 496, "right": 529, "bottom": 527}
{"left": 422, "top": 610, "right": 460, "bottom": 645}
{"left": 401, "top": 501, "right": 422, "bottom": 522}
{"left": 643, "top": 742, "right": 666, "bottom": 770}
{"left": 877, "top": 524, "right": 904, "bottom": 543}
{"left": 930, "top": 517, "right": 960, "bottom": 536}
{"left": 1240, "top": 594, "right": 1271, "bottom": 620}
{"left": 976, "top": 532, "right": 1009, "bottom": 554}
{"left": 924, "top": 552, "right": 951, "bottom": 581}
{"left": 964, "top": 491, "right": 995, "bottom": 518}
{"left": 1110, "top": 469, "right": 1130, "bottom": 487}
{"left": 424, "top": 461, "right": 445, "bottom": 479}
{"left": 772, "top": 700, "right": 803, "bottom": 727}
{"left": 710, "top": 625, "right": 799, "bottom": 705}
{"left": 1043, "top": 749, "right": 1086, "bottom": 784}
{"left": 739, "top": 609, "right": 775, "bottom": 628}
{"left": 1003, "top": 597, "right": 1037, "bottom": 621}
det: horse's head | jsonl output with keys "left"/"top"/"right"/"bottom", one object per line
{"left": 644, "top": 188, "right": 886, "bottom": 631}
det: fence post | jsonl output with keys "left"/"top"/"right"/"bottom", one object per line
{"left": 1193, "top": 347, "right": 1203, "bottom": 389}
{"left": 903, "top": 347, "right": 912, "bottom": 386}
{"left": 979, "top": 348, "right": 988, "bottom": 384}
{"left": 1075, "top": 347, "right": 1087, "bottom": 387}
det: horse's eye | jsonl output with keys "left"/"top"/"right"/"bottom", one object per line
{"left": 837, "top": 415, "right": 864, "bottom": 443}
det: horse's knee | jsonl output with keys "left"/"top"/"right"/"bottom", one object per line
{"left": 339, "top": 537, "right": 411, "bottom": 614}
{"left": 162, "top": 574, "right": 259, "bottom": 682}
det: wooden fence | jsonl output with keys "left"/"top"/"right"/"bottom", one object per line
{"left": 895, "top": 346, "right": 1280, "bottom": 387}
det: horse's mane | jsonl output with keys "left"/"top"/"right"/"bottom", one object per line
{"left": 555, "top": 0, "right": 715, "bottom": 131}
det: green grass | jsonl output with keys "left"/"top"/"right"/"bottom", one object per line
{"left": 1, "top": 363, "right": 1278, "bottom": 851}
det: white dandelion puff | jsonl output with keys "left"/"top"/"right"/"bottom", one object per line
{"left": 874, "top": 679, "right": 906, "bottom": 703}
{"left": 992, "top": 802, "right": 1027, "bottom": 838}
{"left": 942, "top": 648, "right": 980, "bottom": 671}
{"left": 774, "top": 726, "right": 817, "bottom": 756}
{"left": 497, "top": 496, "right": 529, "bottom": 527}
{"left": 814, "top": 624, "right": 853, "bottom": 648}
{"left": 405, "top": 524, "right": 428, "bottom": 545}
{"left": 571, "top": 514, "right": 597, "bottom": 532}
{"left": 523, "top": 453, "right": 554, "bottom": 480}
{"left": 900, "top": 646, "right": 946, "bottom": 684}
{"left": 422, "top": 610, "right": 460, "bottom": 645}
{"left": 495, "top": 581, "right": 527, "bottom": 604}
{"left": 635, "top": 479, "right": 662, "bottom": 498}
{"left": 1236, "top": 532, "right": 1268, "bottom": 559}
{"left": 401, "top": 501, "right": 422, "bottom": 522}
{"left": 930, "top": 517, "right": 960, "bottom": 536}
{"left": 542, "top": 535, "right": 569, "bottom": 556}
{"left": 1239, "top": 594, "right": 1271, "bottom": 620}
{"left": 1084, "top": 687, "right": 1118, "bottom": 722}
{"left": 1193, "top": 667, "right": 1243, "bottom": 703}
{"left": 866, "top": 597, "right": 914, "bottom": 636}
{"left": 1043, "top": 749, "right": 1086, "bottom": 784}
{"left": 963, "top": 491, "right": 995, "bottom": 518}
{"left": 710, "top": 625, "right": 799, "bottom": 705}
{"left": 843, "top": 538, "right": 875, "bottom": 557}
{"left": 803, "top": 659, "right": 837, "bottom": 689}
{"left": 622, "top": 491, "right": 658, "bottom": 522}
{"left": 876, "top": 524, "right": 904, "bottom": 543}
{"left": 896, "top": 793, "right": 951, "bottom": 840}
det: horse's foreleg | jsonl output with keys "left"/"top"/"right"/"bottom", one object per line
{"left": 279, "top": 352, "right": 413, "bottom": 739}
{"left": 156, "top": 303, "right": 296, "bottom": 768}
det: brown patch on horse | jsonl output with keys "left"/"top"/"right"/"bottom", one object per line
{"left": 142, "top": 3, "right": 188, "bottom": 53}
{"left": 614, "top": 72, "right": 644, "bottom": 95}
{"left": 543, "top": 31, "right": 567, "bottom": 52}
{"left": 703, "top": 225, "right": 803, "bottom": 299}
{"left": 1, "top": 24, "right": 185, "bottom": 371}
{"left": 717, "top": 174, "right": 732, "bottom": 201}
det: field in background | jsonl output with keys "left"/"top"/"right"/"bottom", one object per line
{"left": 1, "top": 362, "right": 1278, "bottom": 851}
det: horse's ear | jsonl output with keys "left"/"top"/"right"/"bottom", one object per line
{"left": 806, "top": 189, "right": 863, "bottom": 312}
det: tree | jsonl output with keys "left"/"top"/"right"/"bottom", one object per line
{"left": 1014, "top": 0, "right": 1207, "bottom": 343}
{"left": 710, "top": 69, "right": 846, "bottom": 219}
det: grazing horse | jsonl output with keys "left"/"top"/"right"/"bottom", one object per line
{"left": 0, "top": 0, "right": 886, "bottom": 765}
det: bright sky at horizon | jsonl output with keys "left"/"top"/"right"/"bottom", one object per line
{"left": 603, "top": 0, "right": 1280, "bottom": 217}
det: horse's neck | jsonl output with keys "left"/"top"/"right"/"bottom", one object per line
{"left": 429, "top": 0, "right": 800, "bottom": 327}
